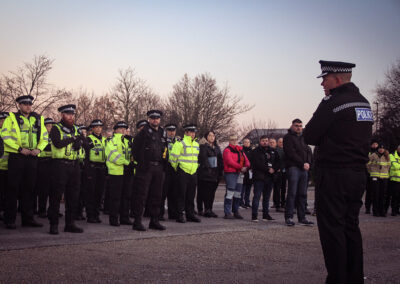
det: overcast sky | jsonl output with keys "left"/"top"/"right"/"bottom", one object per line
{"left": 1, "top": 0, "right": 399, "bottom": 127}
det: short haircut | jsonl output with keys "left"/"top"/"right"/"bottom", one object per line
{"left": 292, "top": 118, "right": 302, "bottom": 124}
{"left": 259, "top": 135, "right": 268, "bottom": 141}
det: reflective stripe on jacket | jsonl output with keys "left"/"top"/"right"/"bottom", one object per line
{"left": 169, "top": 135, "right": 199, "bottom": 175}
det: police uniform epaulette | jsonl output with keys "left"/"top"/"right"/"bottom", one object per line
{"left": 175, "top": 136, "right": 182, "bottom": 142}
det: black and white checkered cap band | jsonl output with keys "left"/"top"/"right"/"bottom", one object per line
{"left": 18, "top": 98, "right": 33, "bottom": 104}
{"left": 165, "top": 126, "right": 176, "bottom": 130}
{"left": 116, "top": 123, "right": 128, "bottom": 128}
{"left": 91, "top": 121, "right": 103, "bottom": 126}
{"left": 321, "top": 66, "right": 353, "bottom": 73}
{"left": 184, "top": 126, "right": 196, "bottom": 130}
{"left": 138, "top": 121, "right": 147, "bottom": 127}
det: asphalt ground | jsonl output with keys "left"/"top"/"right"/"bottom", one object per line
{"left": 0, "top": 186, "right": 399, "bottom": 283}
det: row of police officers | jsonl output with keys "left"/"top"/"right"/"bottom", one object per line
{"left": 0, "top": 97, "right": 201, "bottom": 234}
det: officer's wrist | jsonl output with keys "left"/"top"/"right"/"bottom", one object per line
{"left": 18, "top": 147, "right": 22, "bottom": 153}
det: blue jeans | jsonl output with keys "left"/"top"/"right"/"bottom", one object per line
{"left": 224, "top": 173, "right": 243, "bottom": 215}
{"left": 285, "top": 166, "right": 308, "bottom": 221}
{"left": 252, "top": 177, "right": 273, "bottom": 217}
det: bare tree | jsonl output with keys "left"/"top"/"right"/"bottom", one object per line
{"left": 164, "top": 73, "right": 253, "bottom": 140}
{"left": 374, "top": 60, "right": 400, "bottom": 151}
{"left": 110, "top": 68, "right": 160, "bottom": 133}
{"left": 0, "top": 55, "right": 70, "bottom": 115}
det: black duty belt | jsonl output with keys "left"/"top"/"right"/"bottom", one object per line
{"left": 89, "top": 161, "right": 106, "bottom": 168}
{"left": 56, "top": 159, "right": 79, "bottom": 165}
{"left": 149, "top": 161, "right": 162, "bottom": 166}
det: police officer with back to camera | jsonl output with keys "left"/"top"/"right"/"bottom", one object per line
{"left": 159, "top": 123, "right": 179, "bottom": 221}
{"left": 84, "top": 119, "right": 107, "bottom": 223}
{"left": 303, "top": 60, "right": 373, "bottom": 284}
{"left": 1, "top": 95, "right": 47, "bottom": 229}
{"left": 131, "top": 110, "right": 167, "bottom": 231}
{"left": 48, "top": 104, "right": 86, "bottom": 234}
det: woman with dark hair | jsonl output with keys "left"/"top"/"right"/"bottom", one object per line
{"left": 196, "top": 131, "right": 223, "bottom": 217}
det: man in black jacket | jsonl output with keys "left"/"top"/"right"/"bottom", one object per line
{"left": 241, "top": 138, "right": 253, "bottom": 208}
{"left": 283, "top": 118, "right": 313, "bottom": 227}
{"left": 251, "top": 135, "right": 280, "bottom": 222}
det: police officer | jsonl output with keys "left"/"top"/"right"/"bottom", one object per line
{"left": 169, "top": 124, "right": 201, "bottom": 223}
{"left": 130, "top": 119, "right": 149, "bottom": 218}
{"left": 0, "top": 112, "right": 9, "bottom": 221}
{"left": 131, "top": 110, "right": 166, "bottom": 231}
{"left": 1, "top": 95, "right": 47, "bottom": 229}
{"left": 105, "top": 121, "right": 133, "bottom": 226}
{"left": 34, "top": 117, "right": 56, "bottom": 218}
{"left": 303, "top": 60, "right": 373, "bottom": 283}
{"left": 48, "top": 104, "right": 85, "bottom": 234}
{"left": 159, "top": 123, "right": 179, "bottom": 221}
{"left": 84, "top": 119, "right": 107, "bottom": 223}
{"left": 76, "top": 125, "right": 88, "bottom": 221}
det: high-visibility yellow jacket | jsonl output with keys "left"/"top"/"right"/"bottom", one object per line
{"left": 51, "top": 123, "right": 80, "bottom": 161}
{"left": 87, "top": 134, "right": 106, "bottom": 163}
{"left": 105, "top": 133, "right": 130, "bottom": 175}
{"left": 367, "top": 152, "right": 391, "bottom": 179}
{"left": 389, "top": 151, "right": 400, "bottom": 182}
{"left": 0, "top": 129, "right": 8, "bottom": 170}
{"left": 169, "top": 135, "right": 199, "bottom": 175}
{"left": 1, "top": 112, "right": 47, "bottom": 153}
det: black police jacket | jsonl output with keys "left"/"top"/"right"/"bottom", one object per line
{"left": 197, "top": 143, "right": 223, "bottom": 183}
{"left": 251, "top": 146, "right": 280, "bottom": 181}
{"left": 283, "top": 129, "right": 312, "bottom": 169}
{"left": 132, "top": 124, "right": 165, "bottom": 171}
{"left": 303, "top": 82, "right": 373, "bottom": 168}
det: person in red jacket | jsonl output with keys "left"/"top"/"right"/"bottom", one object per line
{"left": 223, "top": 135, "right": 250, "bottom": 219}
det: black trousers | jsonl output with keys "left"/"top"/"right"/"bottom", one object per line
{"left": 34, "top": 158, "right": 52, "bottom": 214}
{"left": 108, "top": 174, "right": 130, "bottom": 222}
{"left": 196, "top": 180, "right": 218, "bottom": 212}
{"left": 77, "top": 165, "right": 85, "bottom": 215}
{"left": 177, "top": 169, "right": 197, "bottom": 217}
{"left": 84, "top": 163, "right": 106, "bottom": 219}
{"left": 364, "top": 176, "right": 373, "bottom": 211}
{"left": 5, "top": 153, "right": 37, "bottom": 224}
{"left": 316, "top": 167, "right": 365, "bottom": 284}
{"left": 371, "top": 178, "right": 388, "bottom": 216}
{"left": 132, "top": 164, "right": 164, "bottom": 219}
{"left": 0, "top": 169, "right": 7, "bottom": 213}
{"left": 385, "top": 180, "right": 399, "bottom": 214}
{"left": 160, "top": 165, "right": 178, "bottom": 218}
{"left": 273, "top": 171, "right": 287, "bottom": 208}
{"left": 48, "top": 160, "right": 80, "bottom": 226}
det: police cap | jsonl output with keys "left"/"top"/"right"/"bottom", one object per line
{"left": 183, "top": 123, "right": 197, "bottom": 132}
{"left": 44, "top": 117, "right": 56, "bottom": 125}
{"left": 136, "top": 119, "right": 148, "bottom": 129}
{"left": 113, "top": 121, "right": 128, "bottom": 130}
{"left": 16, "top": 95, "right": 34, "bottom": 105}
{"left": 165, "top": 123, "right": 177, "bottom": 131}
{"left": 317, "top": 60, "right": 356, "bottom": 78}
{"left": 146, "top": 110, "right": 163, "bottom": 119}
{"left": 90, "top": 119, "right": 103, "bottom": 127}
{"left": 58, "top": 104, "right": 76, "bottom": 114}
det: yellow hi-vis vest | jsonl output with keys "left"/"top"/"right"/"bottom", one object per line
{"left": 169, "top": 135, "right": 199, "bottom": 175}
{"left": 51, "top": 123, "right": 80, "bottom": 160}
{"left": 88, "top": 134, "right": 106, "bottom": 163}
{"left": 389, "top": 151, "right": 400, "bottom": 182}
{"left": 367, "top": 152, "right": 391, "bottom": 179}
{"left": 105, "top": 133, "right": 130, "bottom": 176}
{"left": 1, "top": 112, "right": 48, "bottom": 153}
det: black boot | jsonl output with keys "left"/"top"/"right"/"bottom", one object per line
{"left": 176, "top": 214, "right": 186, "bottom": 223}
{"left": 22, "top": 219, "right": 43, "bottom": 227}
{"left": 149, "top": 217, "right": 166, "bottom": 230}
{"left": 49, "top": 224, "right": 59, "bottom": 235}
{"left": 132, "top": 218, "right": 146, "bottom": 231}
{"left": 64, "top": 223, "right": 84, "bottom": 233}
